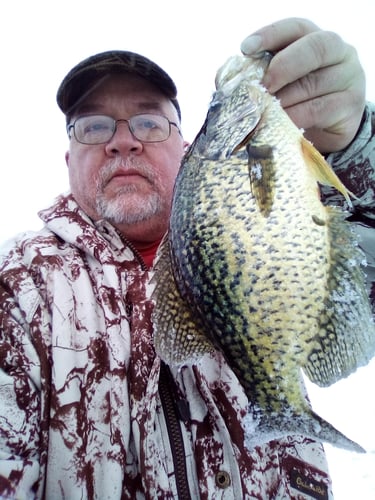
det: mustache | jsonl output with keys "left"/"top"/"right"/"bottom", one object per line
{"left": 97, "top": 157, "right": 157, "bottom": 188}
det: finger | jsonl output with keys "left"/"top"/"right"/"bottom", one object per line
{"left": 263, "top": 31, "right": 348, "bottom": 93}
{"left": 285, "top": 92, "right": 350, "bottom": 130}
{"left": 275, "top": 52, "right": 363, "bottom": 108}
{"left": 241, "top": 17, "right": 319, "bottom": 54}
{"left": 284, "top": 92, "right": 364, "bottom": 152}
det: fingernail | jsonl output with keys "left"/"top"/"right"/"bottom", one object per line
{"left": 240, "top": 35, "right": 263, "bottom": 55}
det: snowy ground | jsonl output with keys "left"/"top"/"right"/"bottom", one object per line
{"left": 306, "top": 357, "right": 375, "bottom": 499}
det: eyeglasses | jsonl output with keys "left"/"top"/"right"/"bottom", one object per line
{"left": 67, "top": 113, "right": 180, "bottom": 145}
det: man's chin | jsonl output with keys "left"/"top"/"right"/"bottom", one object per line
{"left": 97, "top": 194, "right": 161, "bottom": 225}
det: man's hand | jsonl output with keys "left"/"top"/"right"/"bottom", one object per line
{"left": 241, "top": 18, "right": 366, "bottom": 153}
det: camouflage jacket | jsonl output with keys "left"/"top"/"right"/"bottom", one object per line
{"left": 0, "top": 102, "right": 374, "bottom": 499}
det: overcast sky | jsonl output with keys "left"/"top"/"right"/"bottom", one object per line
{"left": 1, "top": 0, "right": 374, "bottom": 241}
{"left": 1, "top": 1, "right": 374, "bottom": 497}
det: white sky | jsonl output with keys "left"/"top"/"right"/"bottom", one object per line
{"left": 1, "top": 0, "right": 374, "bottom": 497}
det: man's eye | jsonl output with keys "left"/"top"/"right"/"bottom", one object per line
{"left": 84, "top": 122, "right": 110, "bottom": 133}
{"left": 140, "top": 119, "right": 158, "bottom": 129}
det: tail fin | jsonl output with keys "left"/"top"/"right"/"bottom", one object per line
{"left": 243, "top": 404, "right": 366, "bottom": 453}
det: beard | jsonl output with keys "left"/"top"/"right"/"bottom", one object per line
{"left": 95, "top": 157, "right": 164, "bottom": 225}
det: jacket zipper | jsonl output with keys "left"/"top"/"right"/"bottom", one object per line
{"left": 117, "top": 230, "right": 149, "bottom": 271}
{"left": 159, "top": 361, "right": 192, "bottom": 500}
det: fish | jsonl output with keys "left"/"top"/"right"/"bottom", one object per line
{"left": 151, "top": 52, "right": 375, "bottom": 453}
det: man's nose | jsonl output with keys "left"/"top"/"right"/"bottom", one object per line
{"left": 104, "top": 120, "right": 143, "bottom": 156}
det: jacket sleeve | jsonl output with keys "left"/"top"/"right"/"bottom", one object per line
{"left": 324, "top": 101, "right": 375, "bottom": 313}
{"left": 0, "top": 245, "right": 46, "bottom": 498}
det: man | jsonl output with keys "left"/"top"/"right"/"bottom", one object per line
{"left": 0, "top": 18, "right": 374, "bottom": 499}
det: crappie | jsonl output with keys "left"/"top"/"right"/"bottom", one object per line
{"left": 152, "top": 53, "right": 375, "bottom": 453}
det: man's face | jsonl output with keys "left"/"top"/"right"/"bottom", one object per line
{"left": 65, "top": 73, "right": 186, "bottom": 245}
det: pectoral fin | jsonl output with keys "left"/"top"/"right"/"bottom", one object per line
{"left": 246, "top": 143, "right": 275, "bottom": 217}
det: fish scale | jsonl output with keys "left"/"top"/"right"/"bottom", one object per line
{"left": 152, "top": 53, "right": 375, "bottom": 452}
